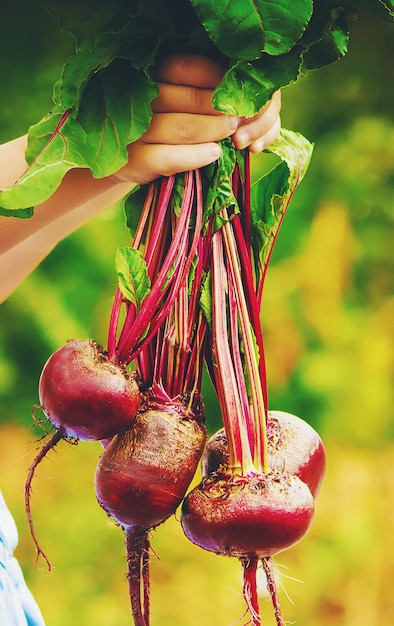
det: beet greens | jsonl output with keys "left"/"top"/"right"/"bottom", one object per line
{"left": 1, "top": 0, "right": 391, "bottom": 215}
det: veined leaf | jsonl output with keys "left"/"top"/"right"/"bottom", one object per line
{"left": 212, "top": 46, "right": 304, "bottom": 116}
{"left": 303, "top": 8, "right": 350, "bottom": 70}
{"left": 250, "top": 129, "right": 313, "bottom": 278}
{"left": 190, "top": 0, "right": 313, "bottom": 58}
{"left": 52, "top": 16, "right": 164, "bottom": 112}
{"left": 267, "top": 128, "right": 314, "bottom": 185}
{"left": 0, "top": 61, "right": 157, "bottom": 213}
{"left": 2, "top": 0, "right": 391, "bottom": 218}
{"left": 203, "top": 140, "right": 239, "bottom": 230}
{"left": 200, "top": 270, "right": 212, "bottom": 328}
{"left": 251, "top": 160, "right": 290, "bottom": 270}
{"left": 327, "top": 0, "right": 393, "bottom": 21}
{"left": 116, "top": 246, "right": 151, "bottom": 308}
{"left": 42, "top": 0, "right": 137, "bottom": 51}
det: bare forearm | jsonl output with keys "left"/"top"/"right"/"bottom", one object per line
{"left": 0, "top": 177, "right": 136, "bottom": 303}
{"left": 0, "top": 137, "right": 136, "bottom": 253}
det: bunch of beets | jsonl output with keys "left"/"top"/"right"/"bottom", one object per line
{"left": 26, "top": 137, "right": 325, "bottom": 626}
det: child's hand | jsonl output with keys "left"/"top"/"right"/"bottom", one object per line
{"left": 111, "top": 54, "right": 281, "bottom": 185}
{"left": 233, "top": 90, "right": 281, "bottom": 153}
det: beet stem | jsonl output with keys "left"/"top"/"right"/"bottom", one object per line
{"left": 126, "top": 527, "right": 150, "bottom": 626}
{"left": 211, "top": 229, "right": 250, "bottom": 470}
{"left": 25, "top": 429, "right": 64, "bottom": 570}
{"left": 222, "top": 213, "right": 268, "bottom": 472}
{"left": 261, "top": 557, "right": 285, "bottom": 626}
{"left": 117, "top": 173, "right": 195, "bottom": 361}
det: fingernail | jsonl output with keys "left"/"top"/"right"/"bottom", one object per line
{"left": 255, "top": 139, "right": 265, "bottom": 152}
{"left": 229, "top": 116, "right": 239, "bottom": 132}
{"left": 210, "top": 144, "right": 221, "bottom": 160}
{"left": 237, "top": 130, "right": 250, "bottom": 148}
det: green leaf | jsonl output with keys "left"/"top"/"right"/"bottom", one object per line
{"left": 52, "top": 15, "right": 166, "bottom": 112}
{"left": 0, "top": 207, "right": 34, "bottom": 219}
{"left": 0, "top": 61, "right": 157, "bottom": 212}
{"left": 250, "top": 129, "right": 313, "bottom": 277}
{"left": 327, "top": 0, "right": 393, "bottom": 21}
{"left": 115, "top": 246, "right": 151, "bottom": 308}
{"left": 124, "top": 185, "right": 149, "bottom": 236}
{"left": 200, "top": 270, "right": 212, "bottom": 327}
{"left": 42, "top": 0, "right": 137, "bottom": 50}
{"left": 267, "top": 127, "right": 314, "bottom": 184}
{"left": 190, "top": 0, "right": 313, "bottom": 58}
{"left": 212, "top": 46, "right": 304, "bottom": 116}
{"left": 203, "top": 139, "right": 239, "bottom": 230}
{"left": 251, "top": 160, "right": 290, "bottom": 269}
{"left": 303, "top": 8, "right": 350, "bottom": 70}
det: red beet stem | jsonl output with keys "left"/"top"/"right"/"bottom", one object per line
{"left": 116, "top": 172, "right": 196, "bottom": 362}
{"left": 25, "top": 429, "right": 64, "bottom": 570}
{"left": 232, "top": 214, "right": 268, "bottom": 412}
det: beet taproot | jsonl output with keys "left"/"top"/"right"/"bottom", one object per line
{"left": 95, "top": 399, "right": 206, "bottom": 626}
{"left": 95, "top": 403, "right": 206, "bottom": 529}
{"left": 181, "top": 471, "right": 314, "bottom": 559}
{"left": 39, "top": 339, "right": 140, "bottom": 441}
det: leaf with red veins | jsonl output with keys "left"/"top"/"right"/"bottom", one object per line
{"left": 0, "top": 60, "right": 156, "bottom": 213}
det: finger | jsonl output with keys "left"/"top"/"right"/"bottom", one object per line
{"left": 112, "top": 142, "right": 222, "bottom": 185}
{"left": 232, "top": 91, "right": 281, "bottom": 150}
{"left": 248, "top": 115, "right": 281, "bottom": 153}
{"left": 154, "top": 53, "right": 225, "bottom": 88}
{"left": 141, "top": 112, "right": 238, "bottom": 145}
{"left": 152, "top": 82, "right": 221, "bottom": 116}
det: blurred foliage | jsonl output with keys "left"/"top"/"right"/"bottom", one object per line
{"left": 0, "top": 3, "right": 393, "bottom": 626}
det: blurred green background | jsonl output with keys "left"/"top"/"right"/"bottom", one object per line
{"left": 0, "top": 3, "right": 393, "bottom": 625}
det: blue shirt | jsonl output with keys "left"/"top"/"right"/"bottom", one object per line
{"left": 0, "top": 491, "right": 46, "bottom": 626}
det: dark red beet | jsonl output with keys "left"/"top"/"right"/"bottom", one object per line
{"left": 181, "top": 471, "right": 314, "bottom": 559}
{"left": 39, "top": 339, "right": 140, "bottom": 441}
{"left": 202, "top": 410, "right": 326, "bottom": 497}
{"left": 95, "top": 400, "right": 206, "bottom": 626}
{"left": 95, "top": 403, "right": 206, "bottom": 528}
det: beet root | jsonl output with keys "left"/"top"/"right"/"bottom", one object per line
{"left": 202, "top": 410, "right": 326, "bottom": 497}
{"left": 95, "top": 401, "right": 206, "bottom": 626}
{"left": 181, "top": 471, "right": 314, "bottom": 559}
{"left": 39, "top": 339, "right": 140, "bottom": 441}
{"left": 95, "top": 403, "right": 206, "bottom": 529}
{"left": 25, "top": 339, "right": 140, "bottom": 569}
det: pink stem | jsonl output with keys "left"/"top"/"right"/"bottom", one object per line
{"left": 232, "top": 214, "right": 268, "bottom": 413}
{"left": 211, "top": 229, "right": 252, "bottom": 472}
{"left": 115, "top": 173, "right": 195, "bottom": 361}
{"left": 144, "top": 177, "right": 175, "bottom": 270}
{"left": 222, "top": 215, "right": 267, "bottom": 473}
{"left": 107, "top": 287, "right": 123, "bottom": 361}
{"left": 228, "top": 277, "right": 254, "bottom": 453}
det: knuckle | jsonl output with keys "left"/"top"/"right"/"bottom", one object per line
{"left": 177, "top": 119, "right": 198, "bottom": 143}
{"left": 188, "top": 86, "right": 204, "bottom": 112}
